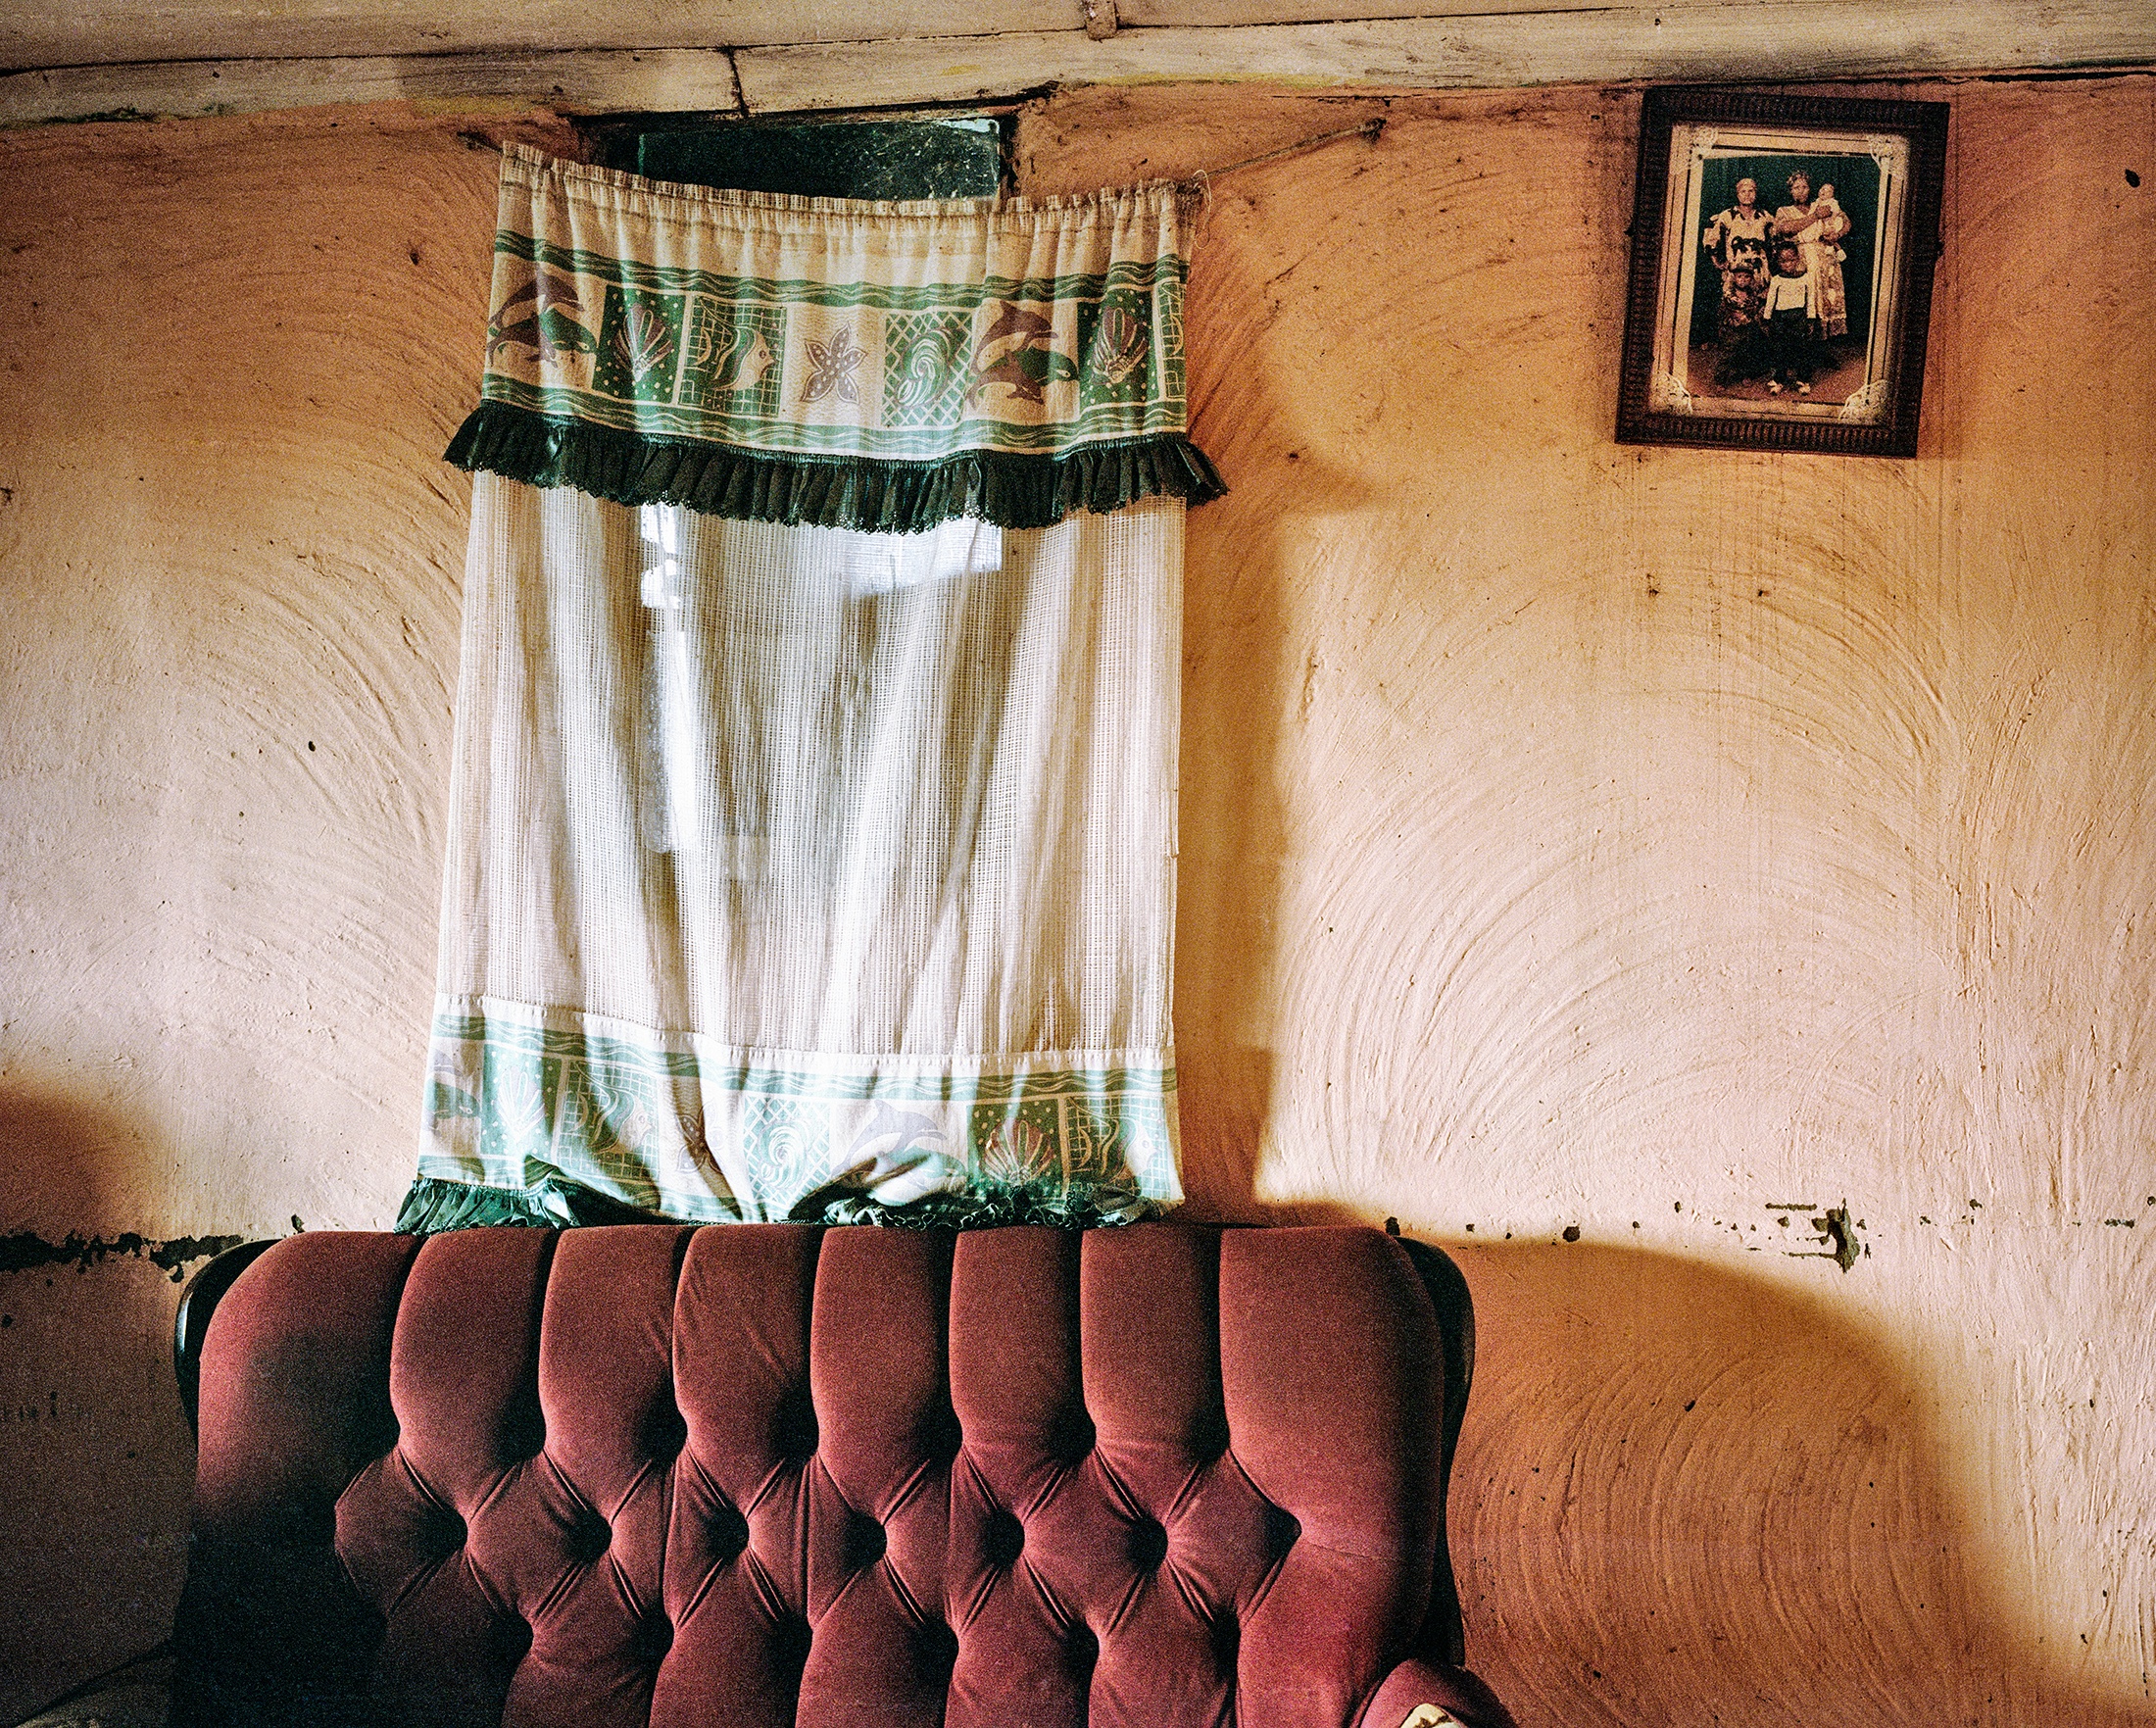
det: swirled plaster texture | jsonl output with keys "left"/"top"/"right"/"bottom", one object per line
{"left": 1, "top": 75, "right": 2152, "bottom": 1725}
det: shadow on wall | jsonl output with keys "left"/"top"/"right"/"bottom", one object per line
{"left": 1201, "top": 1185, "right": 2148, "bottom": 1728}
{"left": 0, "top": 1087, "right": 222, "bottom": 1724}
{"left": 1172, "top": 342, "right": 1382, "bottom": 1219}
{"left": 1, "top": 1085, "right": 137, "bottom": 1239}
{"left": 1158, "top": 129, "right": 2148, "bottom": 1723}
{"left": 1441, "top": 1237, "right": 2145, "bottom": 1728}
{"left": 1164, "top": 469, "right": 2144, "bottom": 1720}
{"left": 0, "top": 1087, "right": 248, "bottom": 1280}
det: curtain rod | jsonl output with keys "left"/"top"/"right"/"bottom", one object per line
{"left": 455, "top": 114, "right": 1389, "bottom": 186}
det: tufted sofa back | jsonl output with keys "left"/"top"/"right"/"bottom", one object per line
{"left": 174, "top": 1223, "right": 1466, "bottom": 1728}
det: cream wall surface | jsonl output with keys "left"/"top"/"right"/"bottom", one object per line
{"left": 2, "top": 76, "right": 2151, "bottom": 1725}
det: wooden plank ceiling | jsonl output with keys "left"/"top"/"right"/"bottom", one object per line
{"left": 2, "top": 0, "right": 2152, "bottom": 125}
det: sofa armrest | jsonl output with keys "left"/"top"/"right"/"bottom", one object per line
{"left": 1391, "top": 1230, "right": 1474, "bottom": 1666}
{"left": 172, "top": 1238, "right": 274, "bottom": 1436}
{"left": 1356, "top": 1656, "right": 1521, "bottom": 1728}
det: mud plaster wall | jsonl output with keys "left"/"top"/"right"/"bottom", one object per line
{"left": 0, "top": 75, "right": 2151, "bottom": 1725}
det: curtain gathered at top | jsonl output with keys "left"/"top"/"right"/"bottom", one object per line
{"left": 400, "top": 144, "right": 1222, "bottom": 1231}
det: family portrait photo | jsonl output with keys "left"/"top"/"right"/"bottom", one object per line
{"left": 1617, "top": 89, "right": 1948, "bottom": 456}
{"left": 1690, "top": 153, "right": 1880, "bottom": 406}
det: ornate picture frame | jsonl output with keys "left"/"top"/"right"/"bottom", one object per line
{"left": 1616, "top": 87, "right": 1948, "bottom": 457}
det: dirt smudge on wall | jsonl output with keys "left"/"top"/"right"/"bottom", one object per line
{"left": 0, "top": 1229, "right": 248, "bottom": 1280}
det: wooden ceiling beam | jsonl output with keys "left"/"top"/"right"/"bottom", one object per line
{"left": 0, "top": 49, "right": 743, "bottom": 129}
{"left": 739, "top": 3, "right": 2156, "bottom": 111}
{"left": 0, "top": 5, "right": 1071, "bottom": 74}
{"left": 3, "top": 2, "right": 2150, "bottom": 130}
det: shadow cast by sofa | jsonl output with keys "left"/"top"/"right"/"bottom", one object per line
{"left": 1266, "top": 1208, "right": 2149, "bottom": 1728}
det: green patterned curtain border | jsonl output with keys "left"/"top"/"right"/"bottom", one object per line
{"left": 444, "top": 402, "right": 1223, "bottom": 534}
{"left": 410, "top": 998, "right": 1181, "bottom": 1230}
{"left": 447, "top": 144, "right": 1225, "bottom": 532}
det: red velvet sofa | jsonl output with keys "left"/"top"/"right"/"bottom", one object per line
{"left": 170, "top": 1222, "right": 1517, "bottom": 1728}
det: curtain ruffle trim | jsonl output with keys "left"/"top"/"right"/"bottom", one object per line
{"left": 393, "top": 1173, "right": 1161, "bottom": 1234}
{"left": 394, "top": 1174, "right": 660, "bottom": 1232}
{"left": 444, "top": 400, "right": 1226, "bottom": 533}
{"left": 819, "top": 1182, "right": 1160, "bottom": 1230}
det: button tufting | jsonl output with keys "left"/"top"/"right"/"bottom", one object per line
{"left": 1211, "top": 1610, "right": 1240, "bottom": 1669}
{"left": 919, "top": 1403, "right": 963, "bottom": 1464}
{"left": 422, "top": 1503, "right": 466, "bottom": 1559}
{"left": 646, "top": 1405, "right": 689, "bottom": 1460}
{"left": 844, "top": 1510, "right": 888, "bottom": 1571}
{"left": 502, "top": 1390, "right": 547, "bottom": 1463}
{"left": 1187, "top": 1409, "right": 1231, "bottom": 1461}
{"left": 636, "top": 1610, "right": 674, "bottom": 1660}
{"left": 1067, "top": 1623, "right": 1099, "bottom": 1669}
{"left": 1047, "top": 1405, "right": 1096, "bottom": 1464}
{"left": 492, "top": 1615, "right": 534, "bottom": 1663}
{"left": 1128, "top": 1517, "right": 1169, "bottom": 1570}
{"left": 773, "top": 1386, "right": 819, "bottom": 1462}
{"left": 918, "top": 1621, "right": 959, "bottom": 1671}
{"left": 771, "top": 1614, "right": 813, "bottom": 1671}
{"left": 357, "top": 1410, "right": 401, "bottom": 1463}
{"left": 566, "top": 1508, "right": 611, "bottom": 1564}
{"left": 982, "top": 1506, "right": 1025, "bottom": 1567}
{"left": 1263, "top": 1503, "right": 1301, "bottom": 1561}
{"left": 709, "top": 1503, "right": 751, "bottom": 1564}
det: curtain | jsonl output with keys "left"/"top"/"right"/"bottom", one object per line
{"left": 400, "top": 145, "right": 1220, "bottom": 1230}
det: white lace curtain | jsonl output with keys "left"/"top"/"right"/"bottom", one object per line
{"left": 403, "top": 146, "right": 1220, "bottom": 1228}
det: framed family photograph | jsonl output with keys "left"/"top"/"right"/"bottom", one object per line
{"left": 1616, "top": 87, "right": 1949, "bottom": 457}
